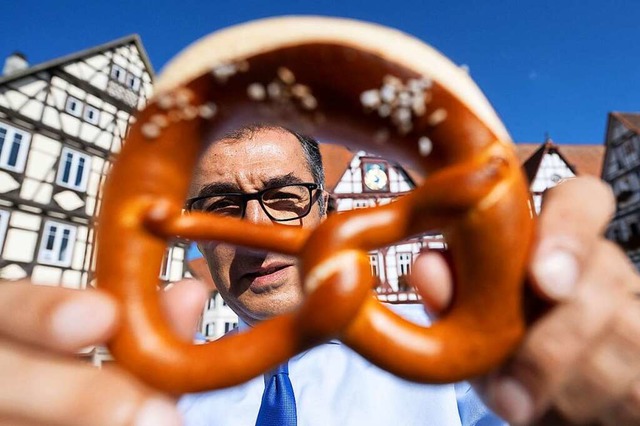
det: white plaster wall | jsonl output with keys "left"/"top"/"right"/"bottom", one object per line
{"left": 201, "top": 293, "right": 239, "bottom": 339}
{"left": 32, "top": 265, "right": 63, "bottom": 286}
{"left": 531, "top": 153, "right": 575, "bottom": 193}
{"left": 10, "top": 211, "right": 41, "bottom": 231}
{"left": 20, "top": 178, "right": 53, "bottom": 204}
{"left": 61, "top": 269, "right": 83, "bottom": 288}
{"left": 3, "top": 228, "right": 37, "bottom": 262}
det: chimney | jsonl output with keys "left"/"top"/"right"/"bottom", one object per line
{"left": 3, "top": 52, "right": 28, "bottom": 76}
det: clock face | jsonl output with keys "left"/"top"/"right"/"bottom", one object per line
{"left": 364, "top": 163, "right": 389, "bottom": 191}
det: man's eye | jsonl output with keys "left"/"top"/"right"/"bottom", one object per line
{"left": 267, "top": 190, "right": 303, "bottom": 201}
{"left": 205, "top": 199, "right": 241, "bottom": 215}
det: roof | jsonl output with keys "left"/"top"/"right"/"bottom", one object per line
{"left": 320, "top": 143, "right": 356, "bottom": 192}
{"left": 322, "top": 140, "right": 605, "bottom": 192}
{"left": 518, "top": 141, "right": 604, "bottom": 180}
{"left": 612, "top": 112, "right": 640, "bottom": 134}
{"left": 0, "top": 34, "right": 155, "bottom": 86}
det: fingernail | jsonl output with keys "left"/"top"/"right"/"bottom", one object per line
{"left": 533, "top": 248, "right": 579, "bottom": 300}
{"left": 135, "top": 398, "right": 182, "bottom": 426}
{"left": 51, "top": 295, "right": 117, "bottom": 347}
{"left": 489, "top": 378, "right": 534, "bottom": 425}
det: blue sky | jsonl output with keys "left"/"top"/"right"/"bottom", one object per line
{"left": 2, "top": 0, "right": 638, "bottom": 144}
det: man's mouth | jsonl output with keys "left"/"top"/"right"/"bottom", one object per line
{"left": 242, "top": 264, "right": 293, "bottom": 293}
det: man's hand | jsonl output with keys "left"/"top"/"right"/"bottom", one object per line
{"left": 412, "top": 176, "right": 640, "bottom": 425}
{"left": 0, "top": 278, "right": 208, "bottom": 426}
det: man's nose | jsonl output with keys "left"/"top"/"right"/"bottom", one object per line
{"left": 243, "top": 199, "right": 272, "bottom": 224}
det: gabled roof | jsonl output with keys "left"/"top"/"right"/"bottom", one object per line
{"left": 519, "top": 140, "right": 604, "bottom": 182}
{"left": 323, "top": 140, "right": 605, "bottom": 192}
{"left": 612, "top": 112, "right": 640, "bottom": 135}
{"left": 320, "top": 143, "right": 357, "bottom": 192}
{"left": 0, "top": 34, "right": 155, "bottom": 86}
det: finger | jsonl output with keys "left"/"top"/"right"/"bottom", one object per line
{"left": 408, "top": 250, "right": 453, "bottom": 315}
{"left": 0, "top": 342, "right": 181, "bottom": 426}
{"left": 531, "top": 176, "right": 615, "bottom": 300}
{"left": 554, "top": 295, "right": 640, "bottom": 424}
{"left": 605, "top": 381, "right": 640, "bottom": 426}
{"left": 0, "top": 281, "right": 118, "bottom": 353}
{"left": 161, "top": 279, "right": 210, "bottom": 341}
{"left": 486, "top": 240, "right": 629, "bottom": 424}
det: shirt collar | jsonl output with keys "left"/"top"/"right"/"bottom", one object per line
{"left": 236, "top": 317, "right": 340, "bottom": 346}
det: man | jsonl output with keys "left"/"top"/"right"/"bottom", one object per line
{"left": 180, "top": 124, "right": 503, "bottom": 425}
{"left": 0, "top": 124, "right": 639, "bottom": 425}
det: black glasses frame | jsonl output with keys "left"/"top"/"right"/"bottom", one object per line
{"left": 185, "top": 182, "right": 322, "bottom": 222}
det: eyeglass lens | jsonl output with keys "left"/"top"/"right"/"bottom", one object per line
{"left": 190, "top": 184, "right": 313, "bottom": 221}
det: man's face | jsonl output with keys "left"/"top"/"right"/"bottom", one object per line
{"left": 190, "top": 128, "right": 324, "bottom": 325}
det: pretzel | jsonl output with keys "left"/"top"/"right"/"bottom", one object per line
{"left": 96, "top": 16, "right": 534, "bottom": 393}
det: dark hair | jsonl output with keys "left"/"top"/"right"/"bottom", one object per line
{"left": 220, "top": 124, "right": 327, "bottom": 215}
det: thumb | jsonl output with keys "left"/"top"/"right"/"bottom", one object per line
{"left": 160, "top": 279, "right": 210, "bottom": 341}
{"left": 408, "top": 250, "right": 453, "bottom": 315}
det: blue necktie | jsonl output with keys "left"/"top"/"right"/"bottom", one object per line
{"left": 256, "top": 362, "right": 297, "bottom": 426}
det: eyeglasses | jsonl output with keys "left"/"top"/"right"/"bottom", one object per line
{"left": 186, "top": 183, "right": 322, "bottom": 222}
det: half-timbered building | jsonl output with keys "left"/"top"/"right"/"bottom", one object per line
{"left": 602, "top": 112, "right": 640, "bottom": 269}
{"left": 189, "top": 140, "right": 605, "bottom": 340}
{"left": 517, "top": 138, "right": 605, "bottom": 213}
{"left": 0, "top": 35, "right": 187, "bottom": 290}
{"left": 329, "top": 149, "right": 444, "bottom": 303}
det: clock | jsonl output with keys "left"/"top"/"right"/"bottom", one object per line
{"left": 363, "top": 162, "right": 389, "bottom": 192}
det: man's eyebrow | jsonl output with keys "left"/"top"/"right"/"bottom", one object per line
{"left": 195, "top": 182, "right": 240, "bottom": 198}
{"left": 193, "top": 174, "right": 306, "bottom": 198}
{"left": 262, "top": 173, "right": 304, "bottom": 188}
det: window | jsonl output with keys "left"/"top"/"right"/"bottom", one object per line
{"left": 624, "top": 139, "right": 639, "bottom": 165}
{"left": 206, "top": 294, "right": 216, "bottom": 310}
{"left": 38, "top": 220, "right": 77, "bottom": 267}
{"left": 224, "top": 322, "right": 237, "bottom": 333}
{"left": 125, "top": 73, "right": 141, "bottom": 91}
{"left": 159, "top": 247, "right": 174, "bottom": 280}
{"left": 205, "top": 322, "right": 216, "bottom": 336}
{"left": 83, "top": 105, "right": 100, "bottom": 125}
{"left": 0, "top": 210, "right": 9, "bottom": 254}
{"left": 397, "top": 253, "right": 412, "bottom": 276}
{"left": 0, "top": 123, "right": 31, "bottom": 172}
{"left": 110, "top": 64, "right": 141, "bottom": 92}
{"left": 369, "top": 253, "right": 379, "bottom": 276}
{"left": 110, "top": 64, "right": 126, "bottom": 83}
{"left": 56, "top": 147, "right": 91, "bottom": 191}
{"left": 354, "top": 200, "right": 369, "bottom": 209}
{"left": 65, "top": 96, "right": 82, "bottom": 117}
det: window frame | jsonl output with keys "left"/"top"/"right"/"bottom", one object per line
{"left": 205, "top": 322, "right": 216, "bottom": 337}
{"left": 0, "top": 122, "right": 31, "bottom": 173}
{"left": 37, "top": 220, "right": 77, "bottom": 267}
{"left": 0, "top": 210, "right": 9, "bottom": 254}
{"left": 83, "top": 104, "right": 100, "bottom": 125}
{"left": 56, "top": 147, "right": 92, "bottom": 192}
{"left": 224, "top": 322, "right": 237, "bottom": 333}
{"left": 369, "top": 253, "right": 379, "bottom": 276}
{"left": 110, "top": 64, "right": 127, "bottom": 84}
{"left": 125, "top": 73, "right": 141, "bottom": 91}
{"left": 159, "top": 246, "right": 174, "bottom": 280}
{"left": 64, "top": 96, "right": 83, "bottom": 117}
{"left": 396, "top": 252, "right": 412, "bottom": 276}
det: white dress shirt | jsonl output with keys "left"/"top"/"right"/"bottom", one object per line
{"left": 178, "top": 305, "right": 506, "bottom": 426}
